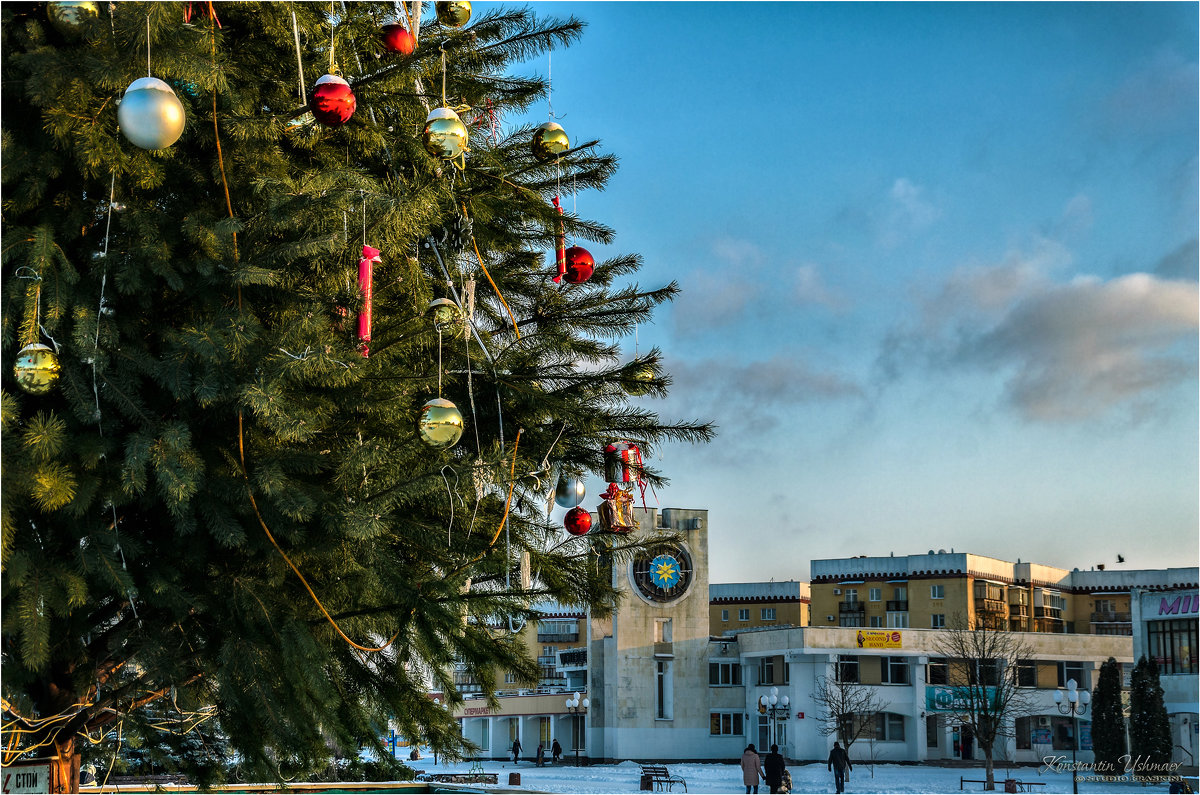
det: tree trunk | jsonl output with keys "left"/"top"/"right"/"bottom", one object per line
{"left": 983, "top": 746, "right": 995, "bottom": 791}
{"left": 50, "top": 737, "right": 80, "bottom": 794}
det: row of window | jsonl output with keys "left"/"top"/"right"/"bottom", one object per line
{"left": 842, "top": 585, "right": 944, "bottom": 601}
{"left": 841, "top": 613, "right": 944, "bottom": 628}
{"left": 709, "top": 658, "right": 791, "bottom": 687}
{"left": 720, "top": 608, "right": 778, "bottom": 622}
{"left": 710, "top": 711, "right": 907, "bottom": 742}
{"left": 828, "top": 656, "right": 1090, "bottom": 688}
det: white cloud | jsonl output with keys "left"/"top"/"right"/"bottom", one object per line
{"left": 878, "top": 178, "right": 941, "bottom": 248}
{"left": 793, "top": 264, "right": 847, "bottom": 311}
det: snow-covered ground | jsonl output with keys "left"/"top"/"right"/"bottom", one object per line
{"left": 400, "top": 753, "right": 1185, "bottom": 794}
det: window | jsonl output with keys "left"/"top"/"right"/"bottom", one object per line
{"left": 504, "top": 672, "right": 518, "bottom": 684}
{"left": 874, "top": 713, "right": 905, "bottom": 741}
{"left": 721, "top": 609, "right": 729, "bottom": 622}
{"left": 710, "top": 711, "right": 745, "bottom": 736}
{"left": 931, "top": 614, "right": 945, "bottom": 628}
{"left": 655, "top": 618, "right": 673, "bottom": 643}
{"left": 969, "top": 659, "right": 1001, "bottom": 687}
{"left": 738, "top": 609, "right": 750, "bottom": 621}
{"left": 759, "top": 657, "right": 775, "bottom": 685}
{"left": 480, "top": 719, "right": 490, "bottom": 750}
{"left": 893, "top": 586, "right": 908, "bottom": 601}
{"left": 1015, "top": 659, "right": 1037, "bottom": 688}
{"left": 656, "top": 660, "right": 672, "bottom": 719}
{"left": 709, "top": 661, "right": 743, "bottom": 686}
{"left": 1057, "top": 661, "right": 1086, "bottom": 688}
{"left": 880, "top": 656, "right": 909, "bottom": 684}
{"left": 926, "top": 715, "right": 939, "bottom": 748}
{"left": 844, "top": 589, "right": 859, "bottom": 603}
{"left": 1094, "top": 599, "right": 1115, "bottom": 614}
{"left": 837, "top": 655, "right": 859, "bottom": 683}
{"left": 927, "top": 658, "right": 949, "bottom": 685}
{"left": 887, "top": 612, "right": 909, "bottom": 628}
{"left": 869, "top": 588, "right": 882, "bottom": 602}
{"left": 840, "top": 615, "right": 864, "bottom": 628}
{"left": 1147, "top": 618, "right": 1199, "bottom": 674}
{"left": 761, "top": 607, "right": 777, "bottom": 621}
{"left": 931, "top": 584, "right": 945, "bottom": 599}
{"left": 870, "top": 616, "right": 883, "bottom": 628}
{"left": 1047, "top": 594, "right": 1067, "bottom": 611}
{"left": 1015, "top": 716, "right": 1032, "bottom": 750}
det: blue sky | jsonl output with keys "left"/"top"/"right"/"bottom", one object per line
{"left": 511, "top": 2, "right": 1198, "bottom": 582}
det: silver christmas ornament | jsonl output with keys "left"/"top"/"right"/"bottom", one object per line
{"left": 554, "top": 475, "right": 586, "bottom": 508}
{"left": 118, "top": 77, "right": 186, "bottom": 150}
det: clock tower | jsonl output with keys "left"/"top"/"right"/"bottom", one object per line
{"left": 586, "top": 506, "right": 711, "bottom": 762}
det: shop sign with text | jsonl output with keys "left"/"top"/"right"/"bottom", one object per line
{"left": 855, "top": 630, "right": 902, "bottom": 648}
{"left": 925, "top": 685, "right": 1001, "bottom": 712}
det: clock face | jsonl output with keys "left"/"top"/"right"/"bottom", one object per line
{"left": 631, "top": 545, "right": 693, "bottom": 603}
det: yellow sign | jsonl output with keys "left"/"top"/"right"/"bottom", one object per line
{"left": 855, "top": 629, "right": 902, "bottom": 649}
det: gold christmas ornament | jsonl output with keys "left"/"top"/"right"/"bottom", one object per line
{"left": 118, "top": 77, "right": 186, "bottom": 150}
{"left": 47, "top": 1, "right": 98, "bottom": 36}
{"left": 622, "top": 364, "right": 656, "bottom": 396}
{"left": 427, "top": 298, "right": 463, "bottom": 333}
{"left": 531, "top": 122, "right": 569, "bottom": 161}
{"left": 417, "top": 398, "right": 464, "bottom": 449}
{"left": 423, "top": 108, "right": 469, "bottom": 160}
{"left": 436, "top": 1, "right": 472, "bottom": 27}
{"left": 13, "top": 343, "right": 61, "bottom": 395}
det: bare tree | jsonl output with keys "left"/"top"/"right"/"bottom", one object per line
{"left": 931, "top": 620, "right": 1038, "bottom": 791}
{"left": 811, "top": 672, "right": 891, "bottom": 760}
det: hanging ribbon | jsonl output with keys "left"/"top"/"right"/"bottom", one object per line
{"left": 551, "top": 196, "right": 566, "bottom": 283}
{"left": 183, "top": 2, "right": 221, "bottom": 27}
{"left": 358, "top": 245, "right": 380, "bottom": 357}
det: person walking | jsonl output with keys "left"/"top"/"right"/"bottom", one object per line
{"left": 551, "top": 739, "right": 562, "bottom": 763}
{"left": 536, "top": 743, "right": 545, "bottom": 767}
{"left": 763, "top": 744, "right": 786, "bottom": 794}
{"left": 511, "top": 738, "right": 522, "bottom": 764}
{"left": 828, "top": 741, "right": 852, "bottom": 794}
{"left": 740, "top": 743, "right": 765, "bottom": 794}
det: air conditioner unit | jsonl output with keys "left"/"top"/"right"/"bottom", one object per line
{"left": 1038, "top": 716, "right": 1051, "bottom": 727}
{"left": 690, "top": 518, "right": 702, "bottom": 530}
{"left": 827, "top": 615, "right": 836, "bottom": 622}
{"left": 833, "top": 588, "right": 842, "bottom": 595}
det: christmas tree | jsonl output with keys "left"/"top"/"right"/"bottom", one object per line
{"left": 1090, "top": 657, "right": 1126, "bottom": 775}
{"left": 1128, "top": 655, "right": 1172, "bottom": 779}
{"left": 1, "top": 2, "right": 712, "bottom": 790}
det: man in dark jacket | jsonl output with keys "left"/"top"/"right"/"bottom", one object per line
{"left": 511, "top": 738, "right": 522, "bottom": 764}
{"left": 828, "top": 741, "right": 852, "bottom": 794}
{"left": 763, "top": 744, "right": 786, "bottom": 793}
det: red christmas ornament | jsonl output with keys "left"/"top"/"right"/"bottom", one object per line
{"left": 551, "top": 196, "right": 566, "bottom": 283}
{"left": 358, "top": 245, "right": 380, "bottom": 357}
{"left": 564, "top": 246, "right": 594, "bottom": 284}
{"left": 311, "top": 74, "right": 356, "bottom": 127}
{"left": 564, "top": 506, "right": 592, "bottom": 536}
{"left": 381, "top": 23, "right": 416, "bottom": 55}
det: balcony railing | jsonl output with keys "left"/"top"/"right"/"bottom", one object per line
{"left": 558, "top": 649, "right": 588, "bottom": 667}
{"left": 886, "top": 600, "right": 909, "bottom": 612}
{"left": 839, "top": 601, "right": 865, "bottom": 614}
{"left": 1010, "top": 605, "right": 1029, "bottom": 617}
{"left": 1090, "top": 612, "right": 1131, "bottom": 623}
{"left": 1035, "top": 606, "right": 1063, "bottom": 619}
{"left": 977, "top": 598, "right": 1007, "bottom": 613}
{"left": 537, "top": 632, "right": 580, "bottom": 643}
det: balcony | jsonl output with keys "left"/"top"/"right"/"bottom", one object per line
{"left": 1090, "top": 612, "right": 1131, "bottom": 623}
{"left": 1035, "top": 606, "right": 1063, "bottom": 620}
{"left": 538, "top": 631, "right": 580, "bottom": 643}
{"left": 1010, "top": 605, "right": 1029, "bottom": 617}
{"left": 886, "top": 600, "right": 909, "bottom": 612}
{"left": 977, "top": 598, "right": 1007, "bottom": 614}
{"left": 557, "top": 648, "right": 588, "bottom": 669}
{"left": 839, "top": 601, "right": 865, "bottom": 614}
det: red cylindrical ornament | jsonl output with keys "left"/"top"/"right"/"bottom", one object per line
{"left": 564, "top": 506, "right": 592, "bottom": 536}
{"left": 564, "top": 246, "right": 594, "bottom": 284}
{"left": 603, "top": 441, "right": 644, "bottom": 486}
{"left": 311, "top": 74, "right": 356, "bottom": 127}
{"left": 358, "top": 245, "right": 380, "bottom": 357}
{"left": 551, "top": 196, "right": 566, "bottom": 283}
{"left": 381, "top": 23, "right": 416, "bottom": 55}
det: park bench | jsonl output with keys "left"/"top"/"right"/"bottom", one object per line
{"left": 960, "top": 777, "right": 1045, "bottom": 793}
{"left": 640, "top": 764, "right": 687, "bottom": 792}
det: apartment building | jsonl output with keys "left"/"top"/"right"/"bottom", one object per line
{"left": 710, "top": 580, "right": 809, "bottom": 634}
{"left": 809, "top": 551, "right": 1195, "bottom": 636}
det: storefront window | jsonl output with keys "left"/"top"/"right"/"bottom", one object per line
{"left": 1147, "top": 618, "right": 1198, "bottom": 674}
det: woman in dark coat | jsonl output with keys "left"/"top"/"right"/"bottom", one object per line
{"left": 763, "top": 744, "right": 786, "bottom": 793}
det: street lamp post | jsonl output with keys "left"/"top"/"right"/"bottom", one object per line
{"left": 1053, "top": 678, "right": 1091, "bottom": 795}
{"left": 565, "top": 692, "right": 589, "bottom": 766}
{"left": 758, "top": 687, "right": 790, "bottom": 752}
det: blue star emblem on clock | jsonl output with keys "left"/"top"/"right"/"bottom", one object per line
{"left": 648, "top": 554, "right": 681, "bottom": 590}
